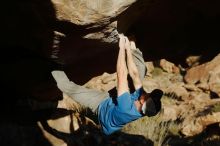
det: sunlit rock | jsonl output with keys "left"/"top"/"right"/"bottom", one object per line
{"left": 160, "top": 59, "right": 180, "bottom": 74}
{"left": 145, "top": 61, "right": 154, "bottom": 77}
{"left": 181, "top": 112, "right": 220, "bottom": 136}
{"left": 165, "top": 83, "right": 189, "bottom": 100}
{"left": 84, "top": 72, "right": 117, "bottom": 92}
{"left": 184, "top": 54, "right": 220, "bottom": 84}
{"left": 186, "top": 55, "right": 201, "bottom": 67}
{"left": 51, "top": 0, "right": 137, "bottom": 43}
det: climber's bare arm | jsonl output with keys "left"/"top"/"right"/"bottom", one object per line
{"left": 124, "top": 37, "right": 142, "bottom": 90}
{"left": 117, "top": 35, "right": 129, "bottom": 97}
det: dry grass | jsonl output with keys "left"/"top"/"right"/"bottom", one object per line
{"left": 121, "top": 111, "right": 181, "bottom": 146}
{"left": 152, "top": 67, "right": 164, "bottom": 77}
{"left": 212, "top": 102, "right": 220, "bottom": 112}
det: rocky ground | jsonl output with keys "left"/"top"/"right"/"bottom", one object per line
{"left": 11, "top": 53, "right": 218, "bottom": 146}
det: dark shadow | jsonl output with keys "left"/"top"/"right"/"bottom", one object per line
{"left": 60, "top": 36, "right": 118, "bottom": 84}
{"left": 40, "top": 108, "right": 108, "bottom": 146}
{"left": 210, "top": 91, "right": 220, "bottom": 99}
{"left": 0, "top": 121, "right": 52, "bottom": 146}
{"left": 106, "top": 131, "right": 154, "bottom": 146}
{"left": 0, "top": 0, "right": 120, "bottom": 144}
{"left": 0, "top": 0, "right": 62, "bottom": 145}
{"left": 118, "top": 0, "right": 220, "bottom": 66}
{"left": 0, "top": 0, "right": 121, "bottom": 99}
{"left": 108, "top": 87, "right": 118, "bottom": 106}
{"left": 1, "top": 0, "right": 220, "bottom": 145}
{"left": 40, "top": 111, "right": 154, "bottom": 146}
{"left": 165, "top": 123, "right": 220, "bottom": 146}
{"left": 0, "top": 106, "right": 55, "bottom": 146}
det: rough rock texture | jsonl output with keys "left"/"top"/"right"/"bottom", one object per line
{"left": 26, "top": 55, "right": 220, "bottom": 146}
{"left": 160, "top": 59, "right": 180, "bottom": 74}
{"left": 84, "top": 72, "right": 117, "bottom": 92}
{"left": 1, "top": 55, "right": 220, "bottom": 146}
{"left": 49, "top": 0, "right": 153, "bottom": 67}
{"left": 1, "top": 0, "right": 220, "bottom": 146}
{"left": 2, "top": 0, "right": 220, "bottom": 102}
{"left": 0, "top": 0, "right": 154, "bottom": 105}
{"left": 184, "top": 54, "right": 220, "bottom": 83}
{"left": 185, "top": 53, "right": 220, "bottom": 97}
{"left": 120, "top": 56, "right": 220, "bottom": 145}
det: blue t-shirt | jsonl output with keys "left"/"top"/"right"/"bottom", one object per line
{"left": 98, "top": 88, "right": 143, "bottom": 135}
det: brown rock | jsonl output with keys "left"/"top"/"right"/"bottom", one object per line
{"left": 38, "top": 110, "right": 97, "bottom": 146}
{"left": 51, "top": 0, "right": 137, "bottom": 42}
{"left": 145, "top": 61, "right": 154, "bottom": 77}
{"left": 190, "top": 92, "right": 210, "bottom": 103}
{"left": 209, "top": 83, "right": 220, "bottom": 97}
{"left": 186, "top": 55, "right": 201, "bottom": 67}
{"left": 52, "top": 0, "right": 136, "bottom": 25}
{"left": 162, "top": 105, "right": 180, "bottom": 120}
{"left": 142, "top": 78, "right": 160, "bottom": 93}
{"left": 159, "top": 59, "right": 180, "bottom": 74}
{"left": 84, "top": 72, "right": 116, "bottom": 92}
{"left": 208, "top": 67, "right": 220, "bottom": 97}
{"left": 184, "top": 54, "right": 220, "bottom": 84}
{"left": 197, "top": 82, "right": 210, "bottom": 92}
{"left": 181, "top": 112, "right": 220, "bottom": 136}
{"left": 184, "top": 83, "right": 201, "bottom": 92}
{"left": 165, "top": 83, "right": 189, "bottom": 100}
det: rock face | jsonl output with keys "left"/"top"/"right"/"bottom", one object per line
{"left": 185, "top": 53, "right": 220, "bottom": 97}
{"left": 49, "top": 0, "right": 153, "bottom": 65}
{"left": 29, "top": 55, "right": 220, "bottom": 146}
{"left": 2, "top": 0, "right": 220, "bottom": 101}
{"left": 53, "top": 0, "right": 135, "bottom": 25}
{"left": 120, "top": 56, "right": 220, "bottom": 145}
{"left": 1, "top": 0, "right": 220, "bottom": 146}
{"left": 0, "top": 0, "right": 152, "bottom": 103}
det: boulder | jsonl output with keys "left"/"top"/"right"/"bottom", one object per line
{"left": 208, "top": 66, "right": 220, "bottom": 97}
{"left": 184, "top": 54, "right": 220, "bottom": 84}
{"left": 145, "top": 61, "right": 154, "bottom": 77}
{"left": 84, "top": 72, "right": 117, "bottom": 92}
{"left": 159, "top": 59, "right": 180, "bottom": 74}
{"left": 186, "top": 55, "right": 201, "bottom": 67}
{"left": 185, "top": 53, "right": 220, "bottom": 97}
{"left": 181, "top": 112, "right": 220, "bottom": 136}
{"left": 51, "top": 0, "right": 137, "bottom": 43}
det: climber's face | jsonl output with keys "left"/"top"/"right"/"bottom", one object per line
{"left": 134, "top": 93, "right": 149, "bottom": 113}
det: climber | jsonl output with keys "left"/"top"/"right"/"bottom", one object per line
{"left": 51, "top": 34, "right": 163, "bottom": 135}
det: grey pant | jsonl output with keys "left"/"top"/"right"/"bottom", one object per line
{"left": 52, "top": 48, "right": 146, "bottom": 113}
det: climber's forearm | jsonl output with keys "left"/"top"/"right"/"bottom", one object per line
{"left": 117, "top": 35, "right": 129, "bottom": 96}
{"left": 125, "top": 37, "right": 142, "bottom": 89}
